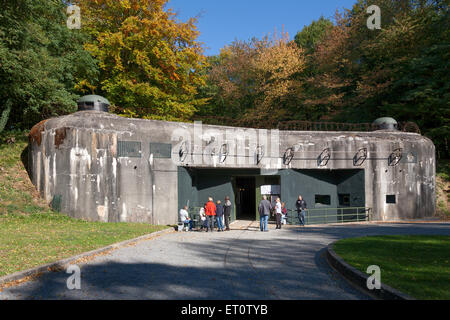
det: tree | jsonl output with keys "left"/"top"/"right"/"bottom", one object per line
{"left": 0, "top": 0, "right": 97, "bottom": 129}
{"left": 194, "top": 55, "right": 227, "bottom": 117}
{"left": 74, "top": 0, "right": 208, "bottom": 121}
{"left": 247, "top": 32, "right": 306, "bottom": 124}
{"left": 206, "top": 39, "right": 261, "bottom": 118}
{"left": 294, "top": 16, "right": 333, "bottom": 55}
{"left": 303, "top": 0, "right": 449, "bottom": 157}
{"left": 203, "top": 31, "right": 306, "bottom": 126}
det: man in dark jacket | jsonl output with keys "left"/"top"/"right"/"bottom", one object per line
{"left": 295, "top": 195, "right": 307, "bottom": 226}
{"left": 216, "top": 200, "right": 224, "bottom": 231}
{"left": 258, "top": 196, "right": 272, "bottom": 232}
{"left": 223, "top": 196, "right": 232, "bottom": 231}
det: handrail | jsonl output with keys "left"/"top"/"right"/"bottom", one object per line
{"left": 286, "top": 207, "right": 371, "bottom": 225}
{"left": 194, "top": 116, "right": 421, "bottom": 134}
{"left": 183, "top": 206, "right": 372, "bottom": 226}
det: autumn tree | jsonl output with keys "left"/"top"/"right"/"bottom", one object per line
{"left": 246, "top": 32, "right": 306, "bottom": 124}
{"left": 203, "top": 31, "right": 306, "bottom": 126}
{"left": 74, "top": 0, "right": 208, "bottom": 121}
{"left": 206, "top": 39, "right": 262, "bottom": 118}
{"left": 304, "top": 0, "right": 449, "bottom": 157}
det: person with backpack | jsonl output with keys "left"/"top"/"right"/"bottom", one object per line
{"left": 296, "top": 195, "right": 307, "bottom": 226}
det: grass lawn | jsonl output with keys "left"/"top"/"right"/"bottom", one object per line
{"left": 436, "top": 160, "right": 450, "bottom": 219}
{"left": 0, "top": 131, "right": 169, "bottom": 277}
{"left": 333, "top": 235, "right": 450, "bottom": 300}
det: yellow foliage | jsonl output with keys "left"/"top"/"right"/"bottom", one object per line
{"left": 210, "top": 30, "right": 307, "bottom": 122}
{"left": 74, "top": 0, "right": 207, "bottom": 121}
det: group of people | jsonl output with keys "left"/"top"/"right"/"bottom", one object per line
{"left": 180, "top": 194, "right": 308, "bottom": 233}
{"left": 258, "top": 195, "right": 307, "bottom": 232}
{"left": 179, "top": 196, "right": 233, "bottom": 232}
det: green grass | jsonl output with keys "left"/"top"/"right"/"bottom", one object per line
{"left": 436, "top": 159, "right": 450, "bottom": 218}
{"left": 0, "top": 212, "right": 168, "bottom": 277}
{"left": 333, "top": 235, "right": 450, "bottom": 300}
{"left": 0, "top": 131, "right": 169, "bottom": 277}
{"left": 437, "top": 160, "right": 450, "bottom": 182}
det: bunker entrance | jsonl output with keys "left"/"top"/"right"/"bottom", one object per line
{"left": 178, "top": 168, "right": 266, "bottom": 222}
{"left": 177, "top": 167, "right": 365, "bottom": 225}
{"left": 235, "top": 177, "right": 256, "bottom": 220}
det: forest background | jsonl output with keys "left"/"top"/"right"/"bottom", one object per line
{"left": 0, "top": 0, "right": 448, "bottom": 158}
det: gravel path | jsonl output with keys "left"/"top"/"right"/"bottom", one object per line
{"left": 1, "top": 221, "right": 449, "bottom": 300}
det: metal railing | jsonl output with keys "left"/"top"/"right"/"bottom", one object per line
{"left": 194, "top": 116, "right": 421, "bottom": 134}
{"left": 182, "top": 206, "right": 372, "bottom": 227}
{"left": 285, "top": 207, "right": 372, "bottom": 225}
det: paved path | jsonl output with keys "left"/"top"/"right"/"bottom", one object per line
{"left": 1, "top": 221, "right": 449, "bottom": 300}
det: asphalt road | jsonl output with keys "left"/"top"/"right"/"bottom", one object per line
{"left": 1, "top": 221, "right": 449, "bottom": 300}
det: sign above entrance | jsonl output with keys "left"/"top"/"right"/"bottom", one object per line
{"left": 261, "top": 185, "right": 281, "bottom": 195}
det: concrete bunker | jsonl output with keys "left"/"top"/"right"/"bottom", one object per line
{"left": 28, "top": 106, "right": 436, "bottom": 225}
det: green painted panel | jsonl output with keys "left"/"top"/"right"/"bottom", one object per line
{"left": 178, "top": 167, "right": 237, "bottom": 220}
{"left": 279, "top": 169, "right": 365, "bottom": 225}
{"left": 178, "top": 167, "right": 197, "bottom": 210}
{"left": 150, "top": 142, "right": 172, "bottom": 159}
{"left": 51, "top": 194, "right": 62, "bottom": 212}
{"left": 178, "top": 167, "right": 365, "bottom": 225}
{"left": 117, "top": 141, "right": 141, "bottom": 158}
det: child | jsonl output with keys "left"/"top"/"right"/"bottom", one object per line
{"left": 281, "top": 202, "right": 287, "bottom": 225}
{"left": 199, "top": 205, "right": 207, "bottom": 231}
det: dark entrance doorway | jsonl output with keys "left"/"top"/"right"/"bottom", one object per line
{"left": 235, "top": 177, "right": 256, "bottom": 220}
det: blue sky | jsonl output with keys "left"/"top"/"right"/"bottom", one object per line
{"left": 166, "top": 0, "right": 357, "bottom": 56}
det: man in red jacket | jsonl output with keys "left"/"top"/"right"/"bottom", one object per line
{"left": 205, "top": 197, "right": 216, "bottom": 232}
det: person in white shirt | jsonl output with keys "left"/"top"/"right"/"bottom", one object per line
{"left": 179, "top": 206, "right": 193, "bottom": 231}
{"left": 275, "top": 198, "right": 282, "bottom": 229}
{"left": 281, "top": 202, "right": 287, "bottom": 225}
{"left": 199, "top": 205, "right": 207, "bottom": 231}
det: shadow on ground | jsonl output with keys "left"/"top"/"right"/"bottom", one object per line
{"left": 3, "top": 222, "right": 449, "bottom": 300}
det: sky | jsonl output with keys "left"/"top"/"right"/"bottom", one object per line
{"left": 166, "top": 0, "right": 357, "bottom": 56}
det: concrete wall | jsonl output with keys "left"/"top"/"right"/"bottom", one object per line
{"left": 29, "top": 111, "right": 436, "bottom": 225}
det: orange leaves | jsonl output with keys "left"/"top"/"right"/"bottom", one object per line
{"left": 75, "top": 0, "right": 207, "bottom": 121}
{"left": 171, "top": 72, "right": 180, "bottom": 81}
{"left": 253, "top": 32, "right": 306, "bottom": 105}
{"left": 209, "top": 30, "right": 307, "bottom": 119}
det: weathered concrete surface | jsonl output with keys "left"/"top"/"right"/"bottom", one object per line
{"left": 1, "top": 222, "right": 449, "bottom": 300}
{"left": 29, "top": 111, "right": 435, "bottom": 224}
